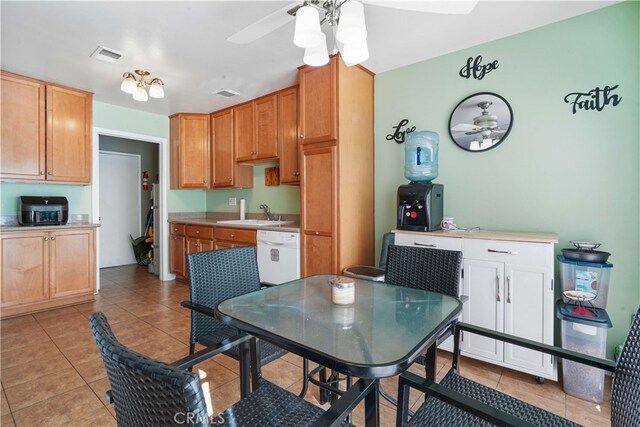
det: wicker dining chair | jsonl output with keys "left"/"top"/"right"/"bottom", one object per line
{"left": 397, "top": 307, "right": 640, "bottom": 426}
{"left": 382, "top": 245, "right": 463, "bottom": 407}
{"left": 89, "top": 312, "right": 368, "bottom": 427}
{"left": 181, "top": 247, "right": 286, "bottom": 375}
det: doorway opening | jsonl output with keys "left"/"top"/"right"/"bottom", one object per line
{"left": 91, "top": 127, "right": 173, "bottom": 291}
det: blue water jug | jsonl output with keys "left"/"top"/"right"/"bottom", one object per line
{"left": 404, "top": 131, "right": 439, "bottom": 182}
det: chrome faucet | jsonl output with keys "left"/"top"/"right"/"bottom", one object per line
{"left": 259, "top": 204, "right": 272, "bottom": 221}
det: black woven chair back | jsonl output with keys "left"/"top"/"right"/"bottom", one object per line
{"left": 611, "top": 306, "right": 640, "bottom": 427}
{"left": 378, "top": 232, "right": 395, "bottom": 270}
{"left": 89, "top": 312, "right": 210, "bottom": 427}
{"left": 384, "top": 245, "right": 462, "bottom": 297}
{"left": 187, "top": 247, "right": 261, "bottom": 344}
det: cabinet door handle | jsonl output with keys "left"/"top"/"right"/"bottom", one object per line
{"left": 230, "top": 234, "right": 235, "bottom": 238}
{"left": 40, "top": 171, "right": 44, "bottom": 175}
{"left": 299, "top": 134, "right": 304, "bottom": 139}
{"left": 496, "top": 276, "right": 501, "bottom": 302}
{"left": 314, "top": 231, "right": 320, "bottom": 235}
{"left": 196, "top": 230, "right": 200, "bottom": 234}
{"left": 44, "top": 237, "right": 49, "bottom": 241}
{"left": 228, "top": 177, "right": 232, "bottom": 182}
{"left": 51, "top": 237, "right": 56, "bottom": 240}
{"left": 414, "top": 242, "right": 436, "bottom": 248}
{"left": 294, "top": 172, "right": 300, "bottom": 177}
{"left": 488, "top": 249, "right": 519, "bottom": 255}
{"left": 47, "top": 171, "right": 53, "bottom": 175}
{"left": 507, "top": 276, "right": 512, "bottom": 304}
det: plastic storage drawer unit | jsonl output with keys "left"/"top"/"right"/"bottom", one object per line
{"left": 558, "top": 256, "right": 613, "bottom": 309}
{"left": 557, "top": 303, "right": 612, "bottom": 403}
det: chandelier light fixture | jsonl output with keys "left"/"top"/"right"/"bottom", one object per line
{"left": 120, "top": 70, "right": 165, "bottom": 102}
{"left": 293, "top": 0, "right": 368, "bottom": 67}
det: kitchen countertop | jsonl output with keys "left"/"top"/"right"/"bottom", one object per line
{"left": 0, "top": 223, "right": 101, "bottom": 232}
{"left": 169, "top": 217, "right": 300, "bottom": 233}
{"left": 393, "top": 229, "right": 558, "bottom": 244}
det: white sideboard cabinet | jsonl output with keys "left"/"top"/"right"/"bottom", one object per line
{"left": 393, "top": 229, "right": 558, "bottom": 381}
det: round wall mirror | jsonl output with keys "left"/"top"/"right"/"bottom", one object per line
{"left": 449, "top": 92, "right": 513, "bottom": 152}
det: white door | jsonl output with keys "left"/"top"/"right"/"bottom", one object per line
{"left": 462, "top": 258, "right": 504, "bottom": 362}
{"left": 99, "top": 151, "right": 141, "bottom": 268}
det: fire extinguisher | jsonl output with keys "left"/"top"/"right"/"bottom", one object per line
{"left": 142, "top": 171, "right": 149, "bottom": 191}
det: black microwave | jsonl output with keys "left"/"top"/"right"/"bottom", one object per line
{"left": 18, "top": 196, "right": 69, "bottom": 226}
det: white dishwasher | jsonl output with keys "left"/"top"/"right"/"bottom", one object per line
{"left": 256, "top": 230, "right": 300, "bottom": 285}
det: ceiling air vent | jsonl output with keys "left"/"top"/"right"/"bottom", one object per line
{"left": 213, "top": 89, "right": 240, "bottom": 98}
{"left": 90, "top": 46, "right": 124, "bottom": 63}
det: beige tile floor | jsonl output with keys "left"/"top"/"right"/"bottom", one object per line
{"left": 0, "top": 264, "right": 612, "bottom": 426}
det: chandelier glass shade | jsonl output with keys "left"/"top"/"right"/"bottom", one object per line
{"left": 294, "top": 0, "right": 368, "bottom": 67}
{"left": 121, "top": 70, "right": 164, "bottom": 102}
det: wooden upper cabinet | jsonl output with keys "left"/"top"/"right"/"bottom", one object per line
{"left": 234, "top": 103, "right": 255, "bottom": 162}
{"left": 0, "top": 72, "right": 92, "bottom": 184}
{"left": 169, "top": 113, "right": 210, "bottom": 189}
{"left": 278, "top": 87, "right": 299, "bottom": 184}
{"left": 254, "top": 94, "right": 278, "bottom": 160}
{"left": 299, "top": 57, "right": 337, "bottom": 144}
{"left": 235, "top": 94, "right": 279, "bottom": 163}
{"left": 212, "top": 109, "right": 253, "bottom": 188}
{"left": 46, "top": 85, "right": 92, "bottom": 183}
{"left": 0, "top": 73, "right": 46, "bottom": 180}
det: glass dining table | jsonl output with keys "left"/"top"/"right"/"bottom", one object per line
{"left": 216, "top": 274, "right": 463, "bottom": 426}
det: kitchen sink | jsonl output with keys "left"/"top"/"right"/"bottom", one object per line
{"left": 216, "top": 219, "right": 293, "bottom": 226}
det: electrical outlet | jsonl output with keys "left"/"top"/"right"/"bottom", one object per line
{"left": 228, "top": 197, "right": 237, "bottom": 206}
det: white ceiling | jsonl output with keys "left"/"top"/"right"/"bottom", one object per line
{"left": 0, "top": 1, "right": 618, "bottom": 116}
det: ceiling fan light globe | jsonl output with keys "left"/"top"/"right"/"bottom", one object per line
{"left": 336, "top": 0, "right": 367, "bottom": 44}
{"left": 133, "top": 86, "right": 148, "bottom": 102}
{"left": 469, "top": 140, "right": 481, "bottom": 151}
{"left": 303, "top": 33, "right": 329, "bottom": 67}
{"left": 294, "top": 6, "right": 323, "bottom": 48}
{"left": 120, "top": 76, "right": 137, "bottom": 94}
{"left": 341, "top": 38, "right": 369, "bottom": 65}
{"left": 149, "top": 81, "right": 165, "bottom": 99}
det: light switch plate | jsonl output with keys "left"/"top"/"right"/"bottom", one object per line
{"left": 228, "top": 197, "right": 237, "bottom": 206}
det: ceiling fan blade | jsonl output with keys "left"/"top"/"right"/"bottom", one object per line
{"left": 465, "top": 129, "right": 483, "bottom": 135}
{"left": 451, "top": 123, "right": 479, "bottom": 132}
{"left": 364, "top": 1, "right": 479, "bottom": 15}
{"left": 227, "top": 2, "right": 300, "bottom": 45}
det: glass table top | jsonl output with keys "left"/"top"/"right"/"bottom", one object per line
{"left": 217, "top": 275, "right": 462, "bottom": 377}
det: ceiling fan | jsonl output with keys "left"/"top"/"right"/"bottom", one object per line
{"left": 451, "top": 101, "right": 507, "bottom": 138}
{"left": 227, "top": 1, "right": 479, "bottom": 45}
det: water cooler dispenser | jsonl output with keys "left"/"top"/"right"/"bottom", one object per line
{"left": 397, "top": 130, "right": 443, "bottom": 231}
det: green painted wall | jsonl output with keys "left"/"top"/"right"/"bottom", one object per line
{"left": 206, "top": 164, "right": 300, "bottom": 215}
{"left": 375, "top": 2, "right": 639, "bottom": 356}
{"left": 0, "top": 102, "right": 206, "bottom": 215}
{"left": 0, "top": 182, "right": 90, "bottom": 215}
{"left": 93, "top": 101, "right": 206, "bottom": 213}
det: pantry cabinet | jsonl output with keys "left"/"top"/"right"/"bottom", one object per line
{"left": 299, "top": 59, "right": 337, "bottom": 144}
{"left": 299, "top": 55, "right": 374, "bottom": 276}
{"left": 0, "top": 227, "right": 96, "bottom": 318}
{"left": 169, "top": 113, "right": 210, "bottom": 189}
{"left": 278, "top": 87, "right": 300, "bottom": 184}
{"left": 394, "top": 229, "right": 558, "bottom": 380}
{"left": 1, "top": 72, "right": 92, "bottom": 183}
{"left": 211, "top": 109, "right": 253, "bottom": 189}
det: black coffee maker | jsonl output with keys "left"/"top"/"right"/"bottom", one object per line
{"left": 397, "top": 182, "right": 443, "bottom": 231}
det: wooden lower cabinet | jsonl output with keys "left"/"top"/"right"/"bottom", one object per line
{"left": 0, "top": 228, "right": 96, "bottom": 318}
{"left": 170, "top": 223, "right": 257, "bottom": 278}
{"left": 170, "top": 233, "right": 187, "bottom": 278}
{"left": 214, "top": 227, "right": 256, "bottom": 249}
{"left": 302, "top": 233, "right": 332, "bottom": 276}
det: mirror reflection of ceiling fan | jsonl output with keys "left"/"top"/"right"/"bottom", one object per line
{"left": 227, "top": 1, "right": 480, "bottom": 45}
{"left": 451, "top": 101, "right": 507, "bottom": 139}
